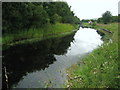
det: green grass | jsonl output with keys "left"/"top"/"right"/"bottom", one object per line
{"left": 0, "top": 37, "right": 2, "bottom": 44}
{"left": 2, "top": 23, "right": 76, "bottom": 45}
{"left": 94, "top": 23, "right": 118, "bottom": 43}
{"left": 66, "top": 23, "right": 119, "bottom": 88}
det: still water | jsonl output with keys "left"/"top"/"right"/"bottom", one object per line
{"left": 3, "top": 27, "right": 103, "bottom": 88}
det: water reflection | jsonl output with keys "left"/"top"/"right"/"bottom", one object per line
{"left": 2, "top": 27, "right": 103, "bottom": 88}
{"left": 66, "top": 28, "right": 103, "bottom": 56}
{"left": 54, "top": 28, "right": 103, "bottom": 69}
{"left": 2, "top": 32, "right": 75, "bottom": 89}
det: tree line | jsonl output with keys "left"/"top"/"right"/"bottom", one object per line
{"left": 97, "top": 11, "right": 120, "bottom": 24}
{"left": 81, "top": 11, "right": 120, "bottom": 24}
{"left": 2, "top": 2, "right": 80, "bottom": 34}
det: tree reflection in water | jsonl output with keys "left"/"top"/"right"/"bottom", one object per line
{"left": 2, "top": 32, "right": 75, "bottom": 89}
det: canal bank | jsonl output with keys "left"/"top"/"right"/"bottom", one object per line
{"left": 2, "top": 23, "right": 79, "bottom": 51}
{"left": 65, "top": 23, "right": 119, "bottom": 88}
{"left": 3, "top": 26, "right": 103, "bottom": 89}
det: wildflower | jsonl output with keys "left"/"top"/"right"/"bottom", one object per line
{"left": 103, "top": 64, "right": 105, "bottom": 66}
{"left": 67, "top": 85, "right": 70, "bottom": 88}
{"left": 93, "top": 72, "right": 96, "bottom": 74}
{"left": 104, "top": 62, "right": 107, "bottom": 64}
{"left": 66, "top": 80, "right": 68, "bottom": 83}
{"left": 110, "top": 56, "right": 112, "bottom": 58}
{"left": 74, "top": 76, "right": 77, "bottom": 79}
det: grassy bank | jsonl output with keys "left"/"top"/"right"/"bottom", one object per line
{"left": 3, "top": 23, "right": 77, "bottom": 46}
{"left": 66, "top": 23, "right": 119, "bottom": 88}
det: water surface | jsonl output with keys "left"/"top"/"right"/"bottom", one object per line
{"left": 3, "top": 27, "right": 103, "bottom": 88}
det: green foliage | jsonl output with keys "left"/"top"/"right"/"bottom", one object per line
{"left": 50, "top": 13, "right": 62, "bottom": 24}
{"left": 66, "top": 23, "right": 119, "bottom": 88}
{"left": 102, "top": 11, "right": 112, "bottom": 24}
{"left": 91, "top": 22, "right": 96, "bottom": 26}
{"left": 111, "top": 16, "right": 118, "bottom": 22}
{"left": 81, "top": 19, "right": 89, "bottom": 22}
{"left": 27, "top": 4, "right": 49, "bottom": 28}
{"left": 97, "top": 18, "right": 103, "bottom": 23}
{"left": 98, "top": 16, "right": 120, "bottom": 23}
{"left": 2, "top": 23, "right": 75, "bottom": 45}
{"left": 2, "top": 2, "right": 80, "bottom": 34}
{"left": 2, "top": 2, "right": 48, "bottom": 33}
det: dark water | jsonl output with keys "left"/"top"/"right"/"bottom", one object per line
{"left": 2, "top": 27, "right": 103, "bottom": 88}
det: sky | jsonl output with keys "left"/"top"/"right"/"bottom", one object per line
{"left": 64, "top": 0, "right": 119, "bottom": 20}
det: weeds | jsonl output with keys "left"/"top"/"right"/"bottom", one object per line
{"left": 2, "top": 23, "right": 76, "bottom": 45}
{"left": 66, "top": 23, "right": 119, "bottom": 88}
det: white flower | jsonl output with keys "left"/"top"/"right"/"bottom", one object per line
{"left": 67, "top": 85, "right": 70, "bottom": 88}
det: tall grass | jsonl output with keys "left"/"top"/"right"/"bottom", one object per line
{"left": 2, "top": 23, "right": 76, "bottom": 45}
{"left": 66, "top": 23, "right": 119, "bottom": 88}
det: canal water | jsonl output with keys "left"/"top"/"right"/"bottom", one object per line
{"left": 2, "top": 27, "right": 103, "bottom": 88}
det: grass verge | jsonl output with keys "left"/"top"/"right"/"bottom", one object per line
{"left": 66, "top": 23, "right": 119, "bottom": 88}
{"left": 2, "top": 23, "right": 76, "bottom": 46}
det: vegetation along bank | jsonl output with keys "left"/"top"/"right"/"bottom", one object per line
{"left": 2, "top": 2, "right": 80, "bottom": 47}
{"left": 66, "top": 22, "right": 119, "bottom": 88}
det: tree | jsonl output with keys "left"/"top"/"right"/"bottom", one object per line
{"left": 111, "top": 16, "right": 118, "bottom": 22}
{"left": 2, "top": 2, "right": 80, "bottom": 34}
{"left": 29, "top": 4, "right": 49, "bottom": 28}
{"left": 102, "top": 11, "right": 112, "bottom": 24}
{"left": 50, "top": 13, "right": 62, "bottom": 24}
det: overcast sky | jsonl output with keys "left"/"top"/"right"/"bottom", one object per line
{"left": 64, "top": 0, "right": 119, "bottom": 20}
